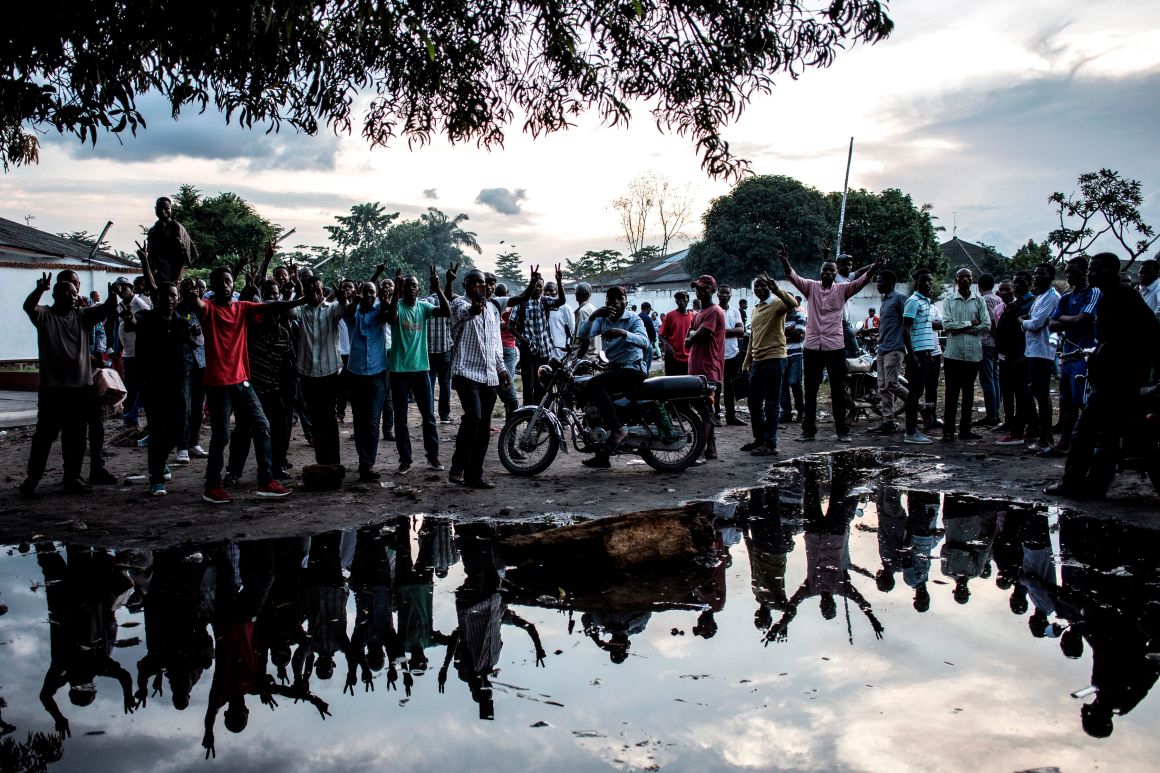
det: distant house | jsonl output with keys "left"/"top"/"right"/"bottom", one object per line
{"left": 569, "top": 248, "right": 712, "bottom": 314}
{"left": 0, "top": 216, "right": 141, "bottom": 363}
{"left": 942, "top": 236, "right": 1004, "bottom": 275}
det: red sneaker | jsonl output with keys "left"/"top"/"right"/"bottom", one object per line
{"left": 203, "top": 486, "right": 232, "bottom": 504}
{"left": 256, "top": 480, "right": 292, "bottom": 498}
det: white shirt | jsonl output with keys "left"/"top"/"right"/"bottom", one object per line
{"left": 118, "top": 293, "right": 153, "bottom": 358}
{"left": 575, "top": 301, "right": 601, "bottom": 357}
{"left": 1140, "top": 280, "right": 1160, "bottom": 319}
{"left": 723, "top": 306, "right": 743, "bottom": 360}
{"left": 549, "top": 303, "right": 574, "bottom": 359}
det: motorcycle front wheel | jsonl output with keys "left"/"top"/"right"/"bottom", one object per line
{"left": 639, "top": 406, "right": 706, "bottom": 472}
{"left": 498, "top": 411, "right": 560, "bottom": 476}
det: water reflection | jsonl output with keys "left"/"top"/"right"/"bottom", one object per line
{"left": 0, "top": 451, "right": 1157, "bottom": 769}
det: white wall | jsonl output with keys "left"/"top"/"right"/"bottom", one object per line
{"left": 0, "top": 266, "right": 130, "bottom": 362}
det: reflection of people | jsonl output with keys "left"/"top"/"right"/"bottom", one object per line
{"left": 766, "top": 460, "right": 883, "bottom": 643}
{"left": 438, "top": 525, "right": 545, "bottom": 719}
{"left": 349, "top": 527, "right": 403, "bottom": 692}
{"left": 745, "top": 487, "right": 795, "bottom": 632}
{"left": 583, "top": 611, "right": 651, "bottom": 664}
{"left": 940, "top": 494, "right": 997, "bottom": 605}
{"left": 37, "top": 544, "right": 136, "bottom": 736}
{"left": 202, "top": 543, "right": 329, "bottom": 759}
{"left": 902, "top": 490, "right": 939, "bottom": 612}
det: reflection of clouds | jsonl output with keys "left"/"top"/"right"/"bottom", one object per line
{"left": 692, "top": 710, "right": 835, "bottom": 768}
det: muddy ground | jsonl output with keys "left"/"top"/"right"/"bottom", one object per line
{"left": 0, "top": 388, "right": 1156, "bottom": 548}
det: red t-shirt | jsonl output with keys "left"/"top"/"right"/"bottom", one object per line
{"left": 201, "top": 300, "right": 262, "bottom": 387}
{"left": 500, "top": 308, "right": 517, "bottom": 350}
{"left": 688, "top": 305, "right": 725, "bottom": 383}
{"left": 659, "top": 310, "right": 694, "bottom": 362}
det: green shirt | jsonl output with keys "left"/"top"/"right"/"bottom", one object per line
{"left": 390, "top": 301, "right": 436, "bottom": 372}
{"left": 941, "top": 292, "right": 989, "bottom": 363}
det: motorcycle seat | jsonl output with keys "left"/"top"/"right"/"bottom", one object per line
{"left": 846, "top": 357, "right": 873, "bottom": 373}
{"left": 628, "top": 375, "right": 707, "bottom": 400}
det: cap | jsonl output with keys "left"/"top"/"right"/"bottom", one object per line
{"left": 112, "top": 276, "right": 133, "bottom": 287}
{"left": 690, "top": 275, "right": 717, "bottom": 292}
{"left": 640, "top": 301, "right": 651, "bottom": 309}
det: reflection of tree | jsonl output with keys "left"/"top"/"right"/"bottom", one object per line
{"left": 0, "top": 730, "right": 64, "bottom": 773}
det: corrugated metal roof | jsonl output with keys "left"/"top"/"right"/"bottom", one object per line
{"left": 584, "top": 248, "right": 691, "bottom": 289}
{"left": 0, "top": 216, "right": 140, "bottom": 269}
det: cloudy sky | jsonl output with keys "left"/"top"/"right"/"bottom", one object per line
{"left": 1, "top": 0, "right": 1157, "bottom": 273}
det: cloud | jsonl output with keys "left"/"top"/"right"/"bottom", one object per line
{"left": 422, "top": 188, "right": 439, "bottom": 200}
{"left": 40, "top": 94, "right": 341, "bottom": 172}
{"left": 475, "top": 187, "right": 528, "bottom": 215}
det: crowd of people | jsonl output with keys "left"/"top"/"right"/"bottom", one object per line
{"left": 19, "top": 196, "right": 1160, "bottom": 502}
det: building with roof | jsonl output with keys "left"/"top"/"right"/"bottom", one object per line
{"left": 0, "top": 216, "right": 141, "bottom": 363}
{"left": 942, "top": 236, "right": 1004, "bottom": 276}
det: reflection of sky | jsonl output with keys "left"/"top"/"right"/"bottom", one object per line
{"left": 0, "top": 507, "right": 1156, "bottom": 772}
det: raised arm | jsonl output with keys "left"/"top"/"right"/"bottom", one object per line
{"left": 428, "top": 265, "right": 450, "bottom": 318}
{"left": 842, "top": 259, "right": 882, "bottom": 298}
{"left": 24, "top": 272, "right": 51, "bottom": 322}
{"left": 384, "top": 268, "right": 403, "bottom": 324}
{"left": 135, "top": 241, "right": 159, "bottom": 293}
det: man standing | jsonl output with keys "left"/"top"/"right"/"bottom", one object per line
{"left": 994, "top": 272, "right": 1037, "bottom": 446}
{"left": 638, "top": 301, "right": 658, "bottom": 370}
{"left": 508, "top": 265, "right": 565, "bottom": 405}
{"left": 780, "top": 299, "right": 806, "bottom": 422}
{"left": 741, "top": 269, "right": 798, "bottom": 456}
{"left": 385, "top": 266, "right": 451, "bottom": 475}
{"left": 344, "top": 281, "right": 392, "bottom": 481}
{"left": 1048, "top": 252, "right": 1160, "bottom": 498}
{"left": 1047, "top": 257, "right": 1100, "bottom": 456}
{"left": 781, "top": 250, "right": 880, "bottom": 442}
{"left": 112, "top": 276, "right": 151, "bottom": 430}
{"left": 448, "top": 270, "right": 511, "bottom": 487}
{"left": 144, "top": 196, "right": 196, "bottom": 283}
{"left": 658, "top": 291, "right": 693, "bottom": 376}
{"left": 192, "top": 266, "right": 302, "bottom": 503}
{"left": 869, "top": 270, "right": 908, "bottom": 435}
{"left": 426, "top": 267, "right": 456, "bottom": 424}
{"left": 293, "top": 277, "right": 350, "bottom": 467}
{"left": 940, "top": 268, "right": 990, "bottom": 441}
{"left": 1021, "top": 263, "right": 1061, "bottom": 453}
{"left": 686, "top": 275, "right": 726, "bottom": 460}
{"left": 975, "top": 273, "right": 1002, "bottom": 427}
{"left": 545, "top": 281, "right": 574, "bottom": 360}
{"left": 20, "top": 274, "right": 117, "bottom": 496}
{"left": 1137, "top": 258, "right": 1160, "bottom": 319}
{"left": 901, "top": 270, "right": 939, "bottom": 445}
{"left": 717, "top": 285, "right": 746, "bottom": 425}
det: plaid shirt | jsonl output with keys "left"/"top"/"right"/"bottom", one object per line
{"left": 292, "top": 301, "right": 344, "bottom": 377}
{"left": 449, "top": 296, "right": 506, "bottom": 385}
{"left": 425, "top": 295, "right": 452, "bottom": 354}
{"left": 511, "top": 297, "right": 551, "bottom": 356}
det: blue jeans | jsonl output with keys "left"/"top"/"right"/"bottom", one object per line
{"left": 780, "top": 352, "right": 803, "bottom": 417}
{"left": 206, "top": 382, "right": 273, "bottom": 487}
{"left": 391, "top": 371, "right": 440, "bottom": 465}
{"left": 499, "top": 346, "right": 520, "bottom": 414}
{"left": 978, "top": 345, "right": 1000, "bottom": 420}
{"left": 348, "top": 371, "right": 387, "bottom": 471}
{"left": 749, "top": 358, "right": 786, "bottom": 446}
{"left": 180, "top": 366, "right": 205, "bottom": 450}
{"left": 428, "top": 350, "right": 452, "bottom": 421}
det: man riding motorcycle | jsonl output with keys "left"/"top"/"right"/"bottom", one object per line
{"left": 575, "top": 285, "right": 651, "bottom": 469}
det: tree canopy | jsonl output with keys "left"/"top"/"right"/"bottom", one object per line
{"left": 1047, "top": 169, "right": 1157, "bottom": 268}
{"left": 684, "top": 175, "right": 944, "bottom": 285}
{"left": 1, "top": 0, "right": 893, "bottom": 175}
{"left": 564, "top": 248, "right": 628, "bottom": 280}
{"left": 169, "top": 185, "right": 280, "bottom": 268}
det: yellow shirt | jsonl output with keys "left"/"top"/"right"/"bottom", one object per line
{"left": 743, "top": 287, "right": 799, "bottom": 369}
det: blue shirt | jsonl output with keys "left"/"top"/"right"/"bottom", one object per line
{"left": 903, "top": 292, "right": 937, "bottom": 352}
{"left": 1051, "top": 285, "right": 1100, "bottom": 356}
{"left": 344, "top": 303, "right": 390, "bottom": 375}
{"left": 1021, "top": 287, "right": 1061, "bottom": 360}
{"left": 877, "top": 290, "right": 907, "bottom": 353}
{"left": 579, "top": 310, "right": 651, "bottom": 373}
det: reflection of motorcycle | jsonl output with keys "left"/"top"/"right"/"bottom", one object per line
{"left": 497, "top": 350, "right": 714, "bottom": 475}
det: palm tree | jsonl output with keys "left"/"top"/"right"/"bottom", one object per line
{"left": 420, "top": 208, "right": 482, "bottom": 255}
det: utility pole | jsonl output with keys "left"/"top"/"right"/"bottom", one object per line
{"left": 835, "top": 137, "right": 854, "bottom": 259}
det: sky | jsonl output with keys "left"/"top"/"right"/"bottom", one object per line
{"left": 1, "top": 0, "right": 1158, "bottom": 274}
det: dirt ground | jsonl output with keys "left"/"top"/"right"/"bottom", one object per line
{"left": 0, "top": 386, "right": 1156, "bottom": 548}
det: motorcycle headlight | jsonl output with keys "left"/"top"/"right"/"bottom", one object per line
{"left": 537, "top": 365, "right": 554, "bottom": 383}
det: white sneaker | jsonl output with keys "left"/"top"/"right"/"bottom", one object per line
{"left": 190, "top": 445, "right": 208, "bottom": 458}
{"left": 904, "top": 431, "right": 934, "bottom": 444}
{"left": 176, "top": 450, "right": 191, "bottom": 464}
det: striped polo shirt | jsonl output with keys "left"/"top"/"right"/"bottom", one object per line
{"left": 903, "top": 292, "right": 937, "bottom": 352}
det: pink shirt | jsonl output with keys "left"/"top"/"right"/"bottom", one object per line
{"left": 789, "top": 270, "right": 874, "bottom": 351}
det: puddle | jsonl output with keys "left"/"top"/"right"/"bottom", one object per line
{"left": 0, "top": 451, "right": 1157, "bottom": 771}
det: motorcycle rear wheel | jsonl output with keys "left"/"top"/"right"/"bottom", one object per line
{"left": 498, "top": 412, "right": 560, "bottom": 476}
{"left": 639, "top": 406, "right": 706, "bottom": 472}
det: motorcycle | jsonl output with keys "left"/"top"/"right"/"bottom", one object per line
{"left": 497, "top": 349, "right": 715, "bottom": 476}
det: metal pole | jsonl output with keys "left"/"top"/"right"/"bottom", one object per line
{"left": 86, "top": 220, "right": 114, "bottom": 262}
{"left": 835, "top": 138, "right": 854, "bottom": 259}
